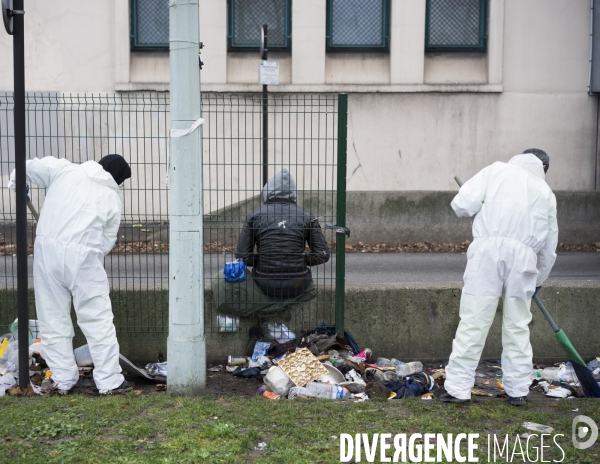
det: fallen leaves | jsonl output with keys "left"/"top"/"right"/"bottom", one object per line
{"left": 2, "top": 240, "right": 598, "bottom": 256}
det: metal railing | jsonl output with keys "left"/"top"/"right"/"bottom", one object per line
{"left": 0, "top": 92, "right": 346, "bottom": 341}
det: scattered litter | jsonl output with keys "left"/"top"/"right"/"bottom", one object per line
{"left": 118, "top": 354, "right": 159, "bottom": 380}
{"left": 227, "top": 356, "right": 248, "bottom": 366}
{"left": 277, "top": 348, "right": 328, "bottom": 387}
{"left": 264, "top": 366, "right": 294, "bottom": 396}
{"left": 255, "top": 442, "right": 267, "bottom": 451}
{"left": 587, "top": 358, "right": 600, "bottom": 370}
{"left": 572, "top": 408, "right": 579, "bottom": 412}
{"left": 251, "top": 342, "right": 272, "bottom": 361}
{"left": 74, "top": 344, "right": 93, "bottom": 367}
{"left": 219, "top": 324, "right": 593, "bottom": 404}
{"left": 523, "top": 422, "right": 554, "bottom": 433}
{"left": 217, "top": 315, "right": 239, "bottom": 332}
{"left": 344, "top": 369, "right": 366, "bottom": 386}
{"left": 353, "top": 392, "right": 369, "bottom": 402}
{"left": 262, "top": 391, "right": 280, "bottom": 400}
{"left": 544, "top": 386, "right": 572, "bottom": 398}
{"left": 143, "top": 361, "right": 167, "bottom": 380}
{"left": 267, "top": 323, "right": 295, "bottom": 344}
{"left": 318, "top": 363, "right": 346, "bottom": 385}
{"left": 155, "top": 384, "right": 167, "bottom": 391}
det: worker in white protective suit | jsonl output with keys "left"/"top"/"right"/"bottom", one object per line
{"left": 435, "top": 149, "right": 558, "bottom": 406}
{"left": 8, "top": 155, "right": 133, "bottom": 394}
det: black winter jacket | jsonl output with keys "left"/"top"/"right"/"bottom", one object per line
{"left": 235, "top": 169, "right": 330, "bottom": 297}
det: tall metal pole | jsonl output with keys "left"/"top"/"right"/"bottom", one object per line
{"left": 262, "top": 24, "right": 268, "bottom": 186}
{"left": 167, "top": 0, "right": 205, "bottom": 395}
{"left": 335, "top": 93, "right": 348, "bottom": 338}
{"left": 11, "top": 0, "right": 29, "bottom": 388}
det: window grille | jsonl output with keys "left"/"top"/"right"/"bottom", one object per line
{"left": 327, "top": 0, "right": 390, "bottom": 51}
{"left": 229, "top": 0, "right": 291, "bottom": 50}
{"left": 426, "top": 0, "right": 487, "bottom": 51}
{"left": 131, "top": 0, "right": 169, "bottom": 50}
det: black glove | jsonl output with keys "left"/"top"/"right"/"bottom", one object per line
{"left": 533, "top": 286, "right": 542, "bottom": 298}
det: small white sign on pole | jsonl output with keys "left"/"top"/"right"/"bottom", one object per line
{"left": 259, "top": 60, "right": 279, "bottom": 85}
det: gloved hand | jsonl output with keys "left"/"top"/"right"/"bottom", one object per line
{"left": 7, "top": 169, "right": 16, "bottom": 191}
{"left": 7, "top": 169, "right": 29, "bottom": 193}
{"left": 533, "top": 286, "right": 542, "bottom": 298}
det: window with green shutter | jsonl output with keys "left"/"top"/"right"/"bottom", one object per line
{"left": 326, "top": 0, "right": 390, "bottom": 51}
{"left": 131, "top": 0, "right": 169, "bottom": 50}
{"left": 426, "top": 0, "right": 487, "bottom": 52}
{"left": 228, "top": 0, "right": 291, "bottom": 51}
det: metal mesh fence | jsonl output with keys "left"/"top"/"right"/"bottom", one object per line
{"left": 328, "top": 0, "right": 388, "bottom": 49}
{"left": 0, "top": 93, "right": 341, "bottom": 342}
{"left": 132, "top": 0, "right": 170, "bottom": 48}
{"left": 230, "top": 0, "right": 290, "bottom": 49}
{"left": 426, "top": 0, "right": 486, "bottom": 49}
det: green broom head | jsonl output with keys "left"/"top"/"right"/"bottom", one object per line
{"left": 555, "top": 330, "right": 600, "bottom": 398}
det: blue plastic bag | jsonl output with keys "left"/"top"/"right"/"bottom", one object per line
{"left": 224, "top": 260, "right": 246, "bottom": 282}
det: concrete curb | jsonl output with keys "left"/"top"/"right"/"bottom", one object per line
{"left": 2, "top": 280, "right": 597, "bottom": 365}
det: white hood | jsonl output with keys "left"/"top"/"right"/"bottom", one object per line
{"left": 81, "top": 160, "right": 120, "bottom": 192}
{"left": 507, "top": 154, "right": 545, "bottom": 180}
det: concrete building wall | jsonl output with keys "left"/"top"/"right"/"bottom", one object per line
{"left": 0, "top": 0, "right": 596, "bottom": 191}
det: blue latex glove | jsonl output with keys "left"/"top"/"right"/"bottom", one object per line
{"left": 533, "top": 286, "right": 542, "bottom": 298}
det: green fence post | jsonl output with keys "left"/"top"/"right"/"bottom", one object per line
{"left": 335, "top": 93, "right": 348, "bottom": 338}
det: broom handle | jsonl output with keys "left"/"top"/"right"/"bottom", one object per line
{"left": 533, "top": 295, "right": 560, "bottom": 333}
{"left": 27, "top": 200, "right": 39, "bottom": 222}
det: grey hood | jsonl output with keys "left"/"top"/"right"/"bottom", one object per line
{"left": 262, "top": 169, "right": 297, "bottom": 203}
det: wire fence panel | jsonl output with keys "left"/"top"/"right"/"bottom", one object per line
{"left": 0, "top": 92, "right": 341, "bottom": 343}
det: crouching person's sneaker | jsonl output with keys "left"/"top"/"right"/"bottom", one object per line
{"left": 99, "top": 380, "right": 135, "bottom": 395}
{"left": 434, "top": 387, "right": 470, "bottom": 404}
{"left": 509, "top": 396, "right": 527, "bottom": 407}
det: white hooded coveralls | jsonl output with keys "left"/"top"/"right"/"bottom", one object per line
{"left": 9, "top": 157, "right": 124, "bottom": 392}
{"left": 444, "top": 154, "right": 558, "bottom": 400}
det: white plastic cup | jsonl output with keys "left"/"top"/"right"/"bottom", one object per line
{"left": 74, "top": 344, "right": 94, "bottom": 367}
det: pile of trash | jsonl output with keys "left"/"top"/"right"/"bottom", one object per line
{"left": 219, "top": 324, "right": 600, "bottom": 402}
{"left": 528, "top": 358, "right": 600, "bottom": 399}
{"left": 219, "top": 323, "right": 442, "bottom": 401}
{"left": 0, "top": 320, "right": 167, "bottom": 396}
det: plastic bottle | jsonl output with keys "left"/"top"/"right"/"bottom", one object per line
{"left": 305, "top": 382, "right": 354, "bottom": 399}
{"left": 530, "top": 369, "right": 543, "bottom": 380}
{"left": 288, "top": 386, "right": 314, "bottom": 399}
{"left": 0, "top": 341, "right": 18, "bottom": 376}
{"left": 376, "top": 358, "right": 395, "bottom": 369}
{"left": 539, "top": 364, "right": 577, "bottom": 383}
{"left": 395, "top": 361, "right": 423, "bottom": 377}
{"left": 390, "top": 358, "right": 403, "bottom": 368}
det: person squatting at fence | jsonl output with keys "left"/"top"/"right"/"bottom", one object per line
{"left": 8, "top": 155, "right": 133, "bottom": 395}
{"left": 435, "top": 149, "right": 558, "bottom": 406}
{"left": 212, "top": 169, "right": 330, "bottom": 317}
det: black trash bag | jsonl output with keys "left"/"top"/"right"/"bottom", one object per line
{"left": 232, "top": 367, "right": 262, "bottom": 380}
